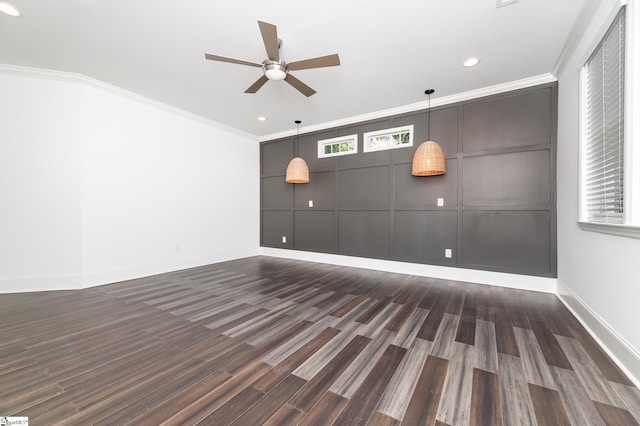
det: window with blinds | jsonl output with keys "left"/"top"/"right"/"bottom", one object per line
{"left": 583, "top": 8, "right": 626, "bottom": 224}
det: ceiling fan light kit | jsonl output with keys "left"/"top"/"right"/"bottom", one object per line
{"left": 263, "top": 61, "right": 287, "bottom": 81}
{"left": 205, "top": 20, "right": 340, "bottom": 97}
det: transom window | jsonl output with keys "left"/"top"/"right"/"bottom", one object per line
{"left": 318, "top": 134, "right": 358, "bottom": 158}
{"left": 363, "top": 125, "right": 414, "bottom": 153}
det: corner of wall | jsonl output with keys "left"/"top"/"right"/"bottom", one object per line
{"left": 557, "top": 279, "right": 640, "bottom": 388}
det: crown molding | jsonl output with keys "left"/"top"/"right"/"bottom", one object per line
{"left": 259, "top": 73, "right": 557, "bottom": 142}
{"left": 0, "top": 63, "right": 256, "bottom": 141}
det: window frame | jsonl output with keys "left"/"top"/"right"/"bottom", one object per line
{"left": 363, "top": 125, "right": 414, "bottom": 153}
{"left": 317, "top": 134, "right": 358, "bottom": 158}
{"left": 579, "top": 1, "right": 640, "bottom": 238}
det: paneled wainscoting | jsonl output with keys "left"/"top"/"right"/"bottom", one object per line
{"left": 1, "top": 256, "right": 638, "bottom": 425}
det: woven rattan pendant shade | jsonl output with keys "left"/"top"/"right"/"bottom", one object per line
{"left": 285, "top": 157, "right": 309, "bottom": 183}
{"left": 412, "top": 141, "right": 446, "bottom": 176}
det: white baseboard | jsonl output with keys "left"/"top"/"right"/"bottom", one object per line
{"left": 0, "top": 249, "right": 259, "bottom": 294}
{"left": 259, "top": 248, "right": 557, "bottom": 293}
{"left": 0, "top": 273, "right": 83, "bottom": 293}
{"left": 557, "top": 279, "right": 640, "bottom": 388}
{"left": 81, "top": 249, "right": 259, "bottom": 288}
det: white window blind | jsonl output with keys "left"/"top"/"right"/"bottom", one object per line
{"left": 584, "top": 8, "right": 626, "bottom": 224}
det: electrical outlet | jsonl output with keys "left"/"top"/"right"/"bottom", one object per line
{"left": 309, "top": 200, "right": 314, "bottom": 208}
{"left": 445, "top": 249, "right": 452, "bottom": 258}
{"left": 437, "top": 198, "right": 444, "bottom": 207}
{"left": 282, "top": 236, "right": 287, "bottom": 244}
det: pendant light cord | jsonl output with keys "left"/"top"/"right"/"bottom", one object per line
{"left": 295, "top": 120, "right": 301, "bottom": 156}
{"left": 425, "top": 89, "right": 434, "bottom": 141}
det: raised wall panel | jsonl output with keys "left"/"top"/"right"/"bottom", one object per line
{"left": 393, "top": 211, "right": 457, "bottom": 264}
{"left": 338, "top": 211, "right": 389, "bottom": 258}
{"left": 262, "top": 210, "right": 293, "bottom": 248}
{"left": 262, "top": 139, "right": 293, "bottom": 175}
{"left": 294, "top": 171, "right": 335, "bottom": 210}
{"left": 462, "top": 211, "right": 551, "bottom": 275}
{"left": 338, "top": 166, "right": 390, "bottom": 210}
{"left": 262, "top": 176, "right": 292, "bottom": 209}
{"left": 463, "top": 89, "right": 551, "bottom": 152}
{"left": 394, "top": 160, "right": 458, "bottom": 209}
{"left": 463, "top": 150, "right": 551, "bottom": 208}
{"left": 298, "top": 130, "right": 336, "bottom": 172}
{"left": 390, "top": 112, "right": 429, "bottom": 163}
{"left": 294, "top": 211, "right": 335, "bottom": 253}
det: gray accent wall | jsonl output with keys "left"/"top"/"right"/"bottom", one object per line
{"left": 260, "top": 83, "right": 557, "bottom": 277}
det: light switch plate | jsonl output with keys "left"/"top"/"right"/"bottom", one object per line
{"left": 445, "top": 249, "right": 452, "bottom": 258}
{"left": 282, "top": 236, "right": 287, "bottom": 243}
{"left": 437, "top": 198, "right": 444, "bottom": 207}
{"left": 309, "top": 200, "right": 313, "bottom": 208}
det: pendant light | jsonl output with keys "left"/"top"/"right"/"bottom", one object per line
{"left": 412, "top": 89, "right": 446, "bottom": 176}
{"left": 285, "top": 120, "right": 310, "bottom": 183}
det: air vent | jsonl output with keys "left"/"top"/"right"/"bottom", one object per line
{"left": 497, "top": 0, "right": 518, "bottom": 8}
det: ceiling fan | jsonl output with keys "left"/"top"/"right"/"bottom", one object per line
{"left": 204, "top": 20, "right": 340, "bottom": 97}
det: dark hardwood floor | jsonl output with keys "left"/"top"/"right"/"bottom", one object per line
{"left": 1, "top": 256, "right": 639, "bottom": 425}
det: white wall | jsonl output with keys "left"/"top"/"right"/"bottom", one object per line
{"left": 556, "top": 0, "right": 640, "bottom": 383}
{"left": 0, "top": 67, "right": 260, "bottom": 292}
{"left": 80, "top": 83, "right": 259, "bottom": 286}
{"left": 0, "top": 73, "right": 83, "bottom": 292}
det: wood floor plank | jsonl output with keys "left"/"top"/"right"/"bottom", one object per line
{"left": 198, "top": 386, "right": 264, "bottom": 424}
{"left": 610, "top": 382, "right": 640, "bottom": 423}
{"left": 494, "top": 303, "right": 520, "bottom": 357}
{"left": 158, "top": 362, "right": 272, "bottom": 425}
{"left": 436, "top": 347, "right": 474, "bottom": 425}
{"left": 556, "top": 334, "right": 627, "bottom": 406}
{"left": 369, "top": 411, "right": 401, "bottom": 425}
{"left": 550, "top": 366, "right": 607, "bottom": 425}
{"left": 530, "top": 319, "right": 573, "bottom": 370}
{"left": 528, "top": 383, "right": 572, "bottom": 426}
{"left": 329, "top": 333, "right": 394, "bottom": 399}
{"left": 497, "top": 353, "right": 537, "bottom": 425}
{"left": 455, "top": 292, "right": 477, "bottom": 345}
{"left": 298, "top": 391, "right": 348, "bottom": 426}
{"left": 470, "top": 368, "right": 502, "bottom": 426}
{"left": 401, "top": 354, "right": 448, "bottom": 425}
{"left": 291, "top": 334, "right": 371, "bottom": 412}
{"left": 229, "top": 375, "right": 307, "bottom": 425}
{"left": 333, "top": 344, "right": 407, "bottom": 426}
{"left": 251, "top": 326, "right": 340, "bottom": 393}
{"left": 513, "top": 327, "right": 557, "bottom": 389}
{"left": 594, "top": 400, "right": 640, "bottom": 426}
{"left": 376, "top": 338, "right": 432, "bottom": 421}
{"left": 416, "top": 289, "right": 452, "bottom": 341}
{"left": 263, "top": 404, "right": 305, "bottom": 426}
{"left": 570, "top": 326, "right": 635, "bottom": 386}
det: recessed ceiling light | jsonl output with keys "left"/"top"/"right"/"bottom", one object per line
{"left": 258, "top": 116, "right": 267, "bottom": 121}
{"left": 0, "top": 2, "right": 20, "bottom": 17}
{"left": 463, "top": 57, "right": 480, "bottom": 67}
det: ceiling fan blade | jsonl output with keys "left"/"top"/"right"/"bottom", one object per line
{"left": 205, "top": 53, "right": 262, "bottom": 68}
{"left": 258, "top": 21, "right": 280, "bottom": 62}
{"left": 287, "top": 54, "right": 341, "bottom": 71}
{"left": 245, "top": 75, "right": 269, "bottom": 93}
{"left": 285, "top": 74, "right": 316, "bottom": 97}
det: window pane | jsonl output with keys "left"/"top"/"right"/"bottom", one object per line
{"left": 583, "top": 8, "right": 625, "bottom": 224}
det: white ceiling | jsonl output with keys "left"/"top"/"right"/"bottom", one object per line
{"left": 0, "top": 0, "right": 588, "bottom": 138}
